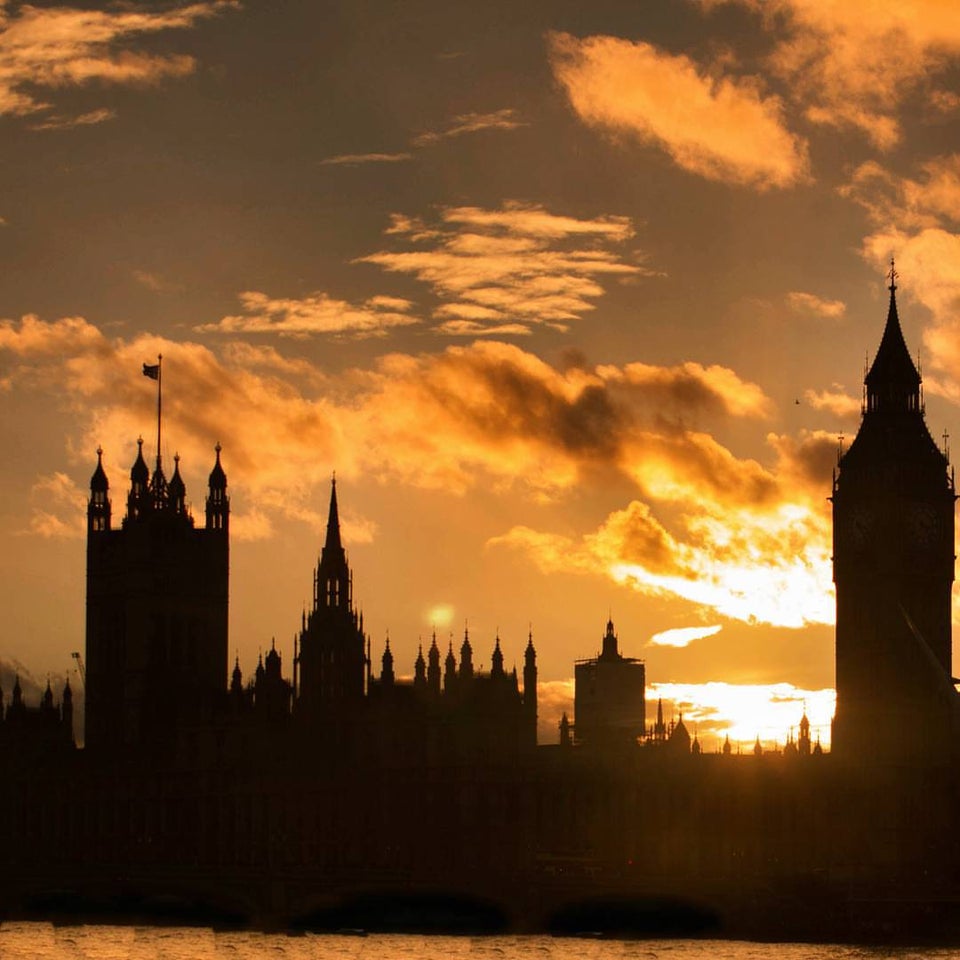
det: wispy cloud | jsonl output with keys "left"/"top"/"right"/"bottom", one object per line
{"left": 199, "top": 291, "right": 419, "bottom": 339}
{"left": 547, "top": 31, "right": 809, "bottom": 190}
{"left": 359, "top": 202, "right": 647, "bottom": 335}
{"left": 320, "top": 152, "right": 413, "bottom": 166}
{"left": 0, "top": 1, "right": 236, "bottom": 123}
{"left": 30, "top": 107, "right": 116, "bottom": 131}
{"left": 413, "top": 108, "right": 526, "bottom": 146}
{"left": 786, "top": 291, "right": 846, "bottom": 319}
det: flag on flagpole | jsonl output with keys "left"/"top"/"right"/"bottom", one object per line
{"left": 143, "top": 363, "right": 160, "bottom": 380}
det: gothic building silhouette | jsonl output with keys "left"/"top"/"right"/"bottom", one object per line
{"left": 832, "top": 271, "right": 957, "bottom": 765}
{"left": 85, "top": 440, "right": 228, "bottom": 753}
{"left": 0, "top": 269, "right": 958, "bottom": 938}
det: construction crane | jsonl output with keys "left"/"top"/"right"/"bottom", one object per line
{"left": 71, "top": 651, "right": 86, "bottom": 690}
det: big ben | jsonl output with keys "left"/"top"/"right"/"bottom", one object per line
{"left": 832, "top": 264, "right": 958, "bottom": 765}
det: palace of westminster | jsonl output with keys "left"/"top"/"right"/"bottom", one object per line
{"left": 1, "top": 271, "right": 959, "bottom": 937}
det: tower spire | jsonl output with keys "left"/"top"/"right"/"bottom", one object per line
{"left": 864, "top": 259, "right": 921, "bottom": 416}
{"left": 325, "top": 475, "right": 343, "bottom": 553}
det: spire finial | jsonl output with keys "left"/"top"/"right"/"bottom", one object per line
{"left": 888, "top": 256, "right": 898, "bottom": 292}
{"left": 323, "top": 475, "right": 343, "bottom": 552}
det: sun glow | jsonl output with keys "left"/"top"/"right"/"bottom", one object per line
{"left": 651, "top": 681, "right": 836, "bottom": 752}
{"left": 425, "top": 603, "right": 455, "bottom": 628}
{"left": 647, "top": 624, "right": 722, "bottom": 648}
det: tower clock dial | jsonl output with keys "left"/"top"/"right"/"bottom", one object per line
{"left": 840, "top": 504, "right": 873, "bottom": 550}
{"left": 907, "top": 502, "right": 939, "bottom": 545}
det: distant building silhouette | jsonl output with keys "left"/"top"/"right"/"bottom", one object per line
{"left": 573, "top": 618, "right": 645, "bottom": 746}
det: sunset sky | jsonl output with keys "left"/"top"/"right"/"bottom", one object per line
{"left": 3, "top": 0, "right": 960, "bottom": 749}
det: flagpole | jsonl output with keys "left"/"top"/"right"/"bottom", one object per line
{"left": 156, "top": 354, "right": 162, "bottom": 472}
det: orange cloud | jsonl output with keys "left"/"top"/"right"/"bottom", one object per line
{"left": 547, "top": 31, "right": 809, "bottom": 189}
{"left": 0, "top": 316, "right": 779, "bottom": 527}
{"left": 803, "top": 387, "right": 860, "bottom": 422}
{"left": 0, "top": 1, "right": 235, "bottom": 122}
{"left": 27, "top": 472, "right": 86, "bottom": 539}
{"left": 701, "top": 0, "right": 960, "bottom": 148}
{"left": 491, "top": 429, "right": 836, "bottom": 629}
{"left": 359, "top": 202, "right": 647, "bottom": 334}
{"left": 862, "top": 227, "right": 960, "bottom": 387}
{"left": 842, "top": 157, "right": 960, "bottom": 398}
{"left": 843, "top": 156, "right": 960, "bottom": 232}
{"left": 599, "top": 361, "right": 773, "bottom": 420}
{"left": 1, "top": 317, "right": 839, "bottom": 629}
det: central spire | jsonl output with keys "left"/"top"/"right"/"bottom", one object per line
{"left": 324, "top": 475, "right": 343, "bottom": 553}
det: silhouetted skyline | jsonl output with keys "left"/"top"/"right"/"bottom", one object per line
{"left": 3, "top": 1, "right": 960, "bottom": 749}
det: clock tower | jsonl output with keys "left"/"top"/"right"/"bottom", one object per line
{"left": 832, "top": 265, "right": 957, "bottom": 764}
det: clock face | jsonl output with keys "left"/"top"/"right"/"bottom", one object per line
{"left": 907, "top": 502, "right": 940, "bottom": 545}
{"left": 839, "top": 504, "right": 872, "bottom": 550}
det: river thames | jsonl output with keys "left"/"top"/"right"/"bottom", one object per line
{"left": 2, "top": 925, "right": 960, "bottom": 960}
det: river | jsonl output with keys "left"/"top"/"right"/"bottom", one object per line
{"left": 2, "top": 924, "right": 959, "bottom": 960}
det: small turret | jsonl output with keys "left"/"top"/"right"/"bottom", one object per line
{"left": 669, "top": 713, "right": 690, "bottom": 754}
{"left": 427, "top": 633, "right": 441, "bottom": 696}
{"left": 127, "top": 438, "right": 149, "bottom": 522}
{"left": 798, "top": 709, "right": 811, "bottom": 757}
{"left": 88, "top": 446, "right": 111, "bottom": 533}
{"left": 600, "top": 617, "right": 620, "bottom": 661}
{"left": 523, "top": 629, "right": 537, "bottom": 743}
{"left": 491, "top": 634, "right": 504, "bottom": 678}
{"left": 168, "top": 453, "right": 186, "bottom": 515}
{"left": 459, "top": 627, "right": 474, "bottom": 681}
{"left": 444, "top": 641, "right": 457, "bottom": 693}
{"left": 205, "top": 443, "right": 229, "bottom": 532}
{"left": 381, "top": 638, "right": 395, "bottom": 686}
{"left": 265, "top": 638, "right": 281, "bottom": 680}
{"left": 655, "top": 698, "right": 666, "bottom": 741}
{"left": 414, "top": 644, "right": 426, "bottom": 690}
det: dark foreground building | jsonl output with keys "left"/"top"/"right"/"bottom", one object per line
{"left": 0, "top": 271, "right": 959, "bottom": 940}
